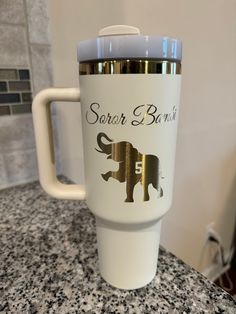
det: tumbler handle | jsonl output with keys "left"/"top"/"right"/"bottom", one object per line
{"left": 32, "top": 88, "right": 86, "bottom": 200}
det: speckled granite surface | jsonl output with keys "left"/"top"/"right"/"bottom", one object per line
{"left": 0, "top": 181, "right": 235, "bottom": 314}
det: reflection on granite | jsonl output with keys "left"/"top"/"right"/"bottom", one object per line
{"left": 0, "top": 181, "right": 235, "bottom": 313}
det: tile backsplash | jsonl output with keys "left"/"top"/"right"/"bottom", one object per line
{"left": 0, "top": 0, "right": 58, "bottom": 189}
{"left": 0, "top": 68, "right": 32, "bottom": 115}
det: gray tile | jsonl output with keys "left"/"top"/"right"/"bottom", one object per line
{"left": 11, "top": 104, "right": 31, "bottom": 114}
{"left": 50, "top": 102, "right": 58, "bottom": 115}
{"left": 0, "top": 25, "right": 29, "bottom": 67}
{"left": 0, "top": 0, "right": 25, "bottom": 24}
{"left": 55, "top": 152, "right": 62, "bottom": 175}
{"left": 0, "top": 154, "right": 7, "bottom": 186}
{"left": 0, "top": 115, "right": 35, "bottom": 152}
{"left": 30, "top": 44, "right": 53, "bottom": 94}
{"left": 4, "top": 149, "right": 38, "bottom": 183}
{"left": 51, "top": 114, "right": 60, "bottom": 150}
{"left": 25, "top": 0, "right": 49, "bottom": 44}
{"left": 19, "top": 69, "right": 30, "bottom": 80}
{"left": 51, "top": 115, "right": 61, "bottom": 174}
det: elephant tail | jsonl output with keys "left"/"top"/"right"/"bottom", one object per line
{"left": 95, "top": 132, "right": 113, "bottom": 153}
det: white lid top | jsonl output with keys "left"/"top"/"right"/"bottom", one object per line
{"left": 77, "top": 25, "right": 182, "bottom": 62}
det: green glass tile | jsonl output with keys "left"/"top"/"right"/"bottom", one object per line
{"left": 0, "top": 93, "right": 20, "bottom": 103}
{"left": 21, "top": 92, "right": 32, "bottom": 102}
{"left": 0, "top": 105, "right": 10, "bottom": 116}
{"left": 11, "top": 104, "right": 31, "bottom": 115}
{"left": 8, "top": 81, "right": 31, "bottom": 92}
{"left": 0, "top": 69, "right": 18, "bottom": 80}
{"left": 0, "top": 82, "right": 7, "bottom": 92}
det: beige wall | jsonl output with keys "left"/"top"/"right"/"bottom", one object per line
{"left": 48, "top": 0, "right": 124, "bottom": 181}
{"left": 49, "top": 0, "right": 236, "bottom": 275}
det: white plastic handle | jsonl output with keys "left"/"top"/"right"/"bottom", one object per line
{"left": 32, "top": 88, "right": 86, "bottom": 200}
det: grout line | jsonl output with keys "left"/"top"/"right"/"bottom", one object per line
{"left": 0, "top": 21, "right": 26, "bottom": 27}
{"left": 22, "top": 0, "right": 35, "bottom": 95}
{"left": 30, "top": 42, "right": 51, "bottom": 47}
{"left": 4, "top": 147, "right": 37, "bottom": 155}
{"left": 0, "top": 65, "right": 29, "bottom": 69}
{"left": 9, "top": 104, "right": 13, "bottom": 115}
{"left": 0, "top": 176, "right": 39, "bottom": 191}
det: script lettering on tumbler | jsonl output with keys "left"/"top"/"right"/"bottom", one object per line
{"left": 132, "top": 104, "right": 177, "bottom": 126}
{"left": 86, "top": 102, "right": 127, "bottom": 125}
{"left": 85, "top": 102, "right": 177, "bottom": 126}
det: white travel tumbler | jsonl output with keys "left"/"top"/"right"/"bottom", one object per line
{"left": 32, "top": 25, "right": 182, "bottom": 289}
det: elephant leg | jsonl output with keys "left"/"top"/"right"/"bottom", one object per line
{"left": 143, "top": 183, "right": 150, "bottom": 201}
{"left": 102, "top": 162, "right": 125, "bottom": 182}
{"left": 111, "top": 162, "right": 125, "bottom": 183}
{"left": 159, "top": 187, "right": 163, "bottom": 197}
{"left": 102, "top": 171, "right": 112, "bottom": 181}
{"left": 152, "top": 181, "right": 163, "bottom": 198}
{"left": 125, "top": 181, "right": 135, "bottom": 202}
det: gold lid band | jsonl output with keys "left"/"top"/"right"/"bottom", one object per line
{"left": 79, "top": 60, "right": 181, "bottom": 75}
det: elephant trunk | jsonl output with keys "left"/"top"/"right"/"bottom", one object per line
{"left": 96, "top": 132, "right": 113, "bottom": 155}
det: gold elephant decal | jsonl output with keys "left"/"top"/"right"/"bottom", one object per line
{"left": 96, "top": 132, "right": 163, "bottom": 202}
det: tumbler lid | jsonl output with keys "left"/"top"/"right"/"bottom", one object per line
{"left": 77, "top": 25, "right": 182, "bottom": 62}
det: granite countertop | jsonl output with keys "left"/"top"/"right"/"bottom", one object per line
{"left": 0, "top": 181, "right": 235, "bottom": 314}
